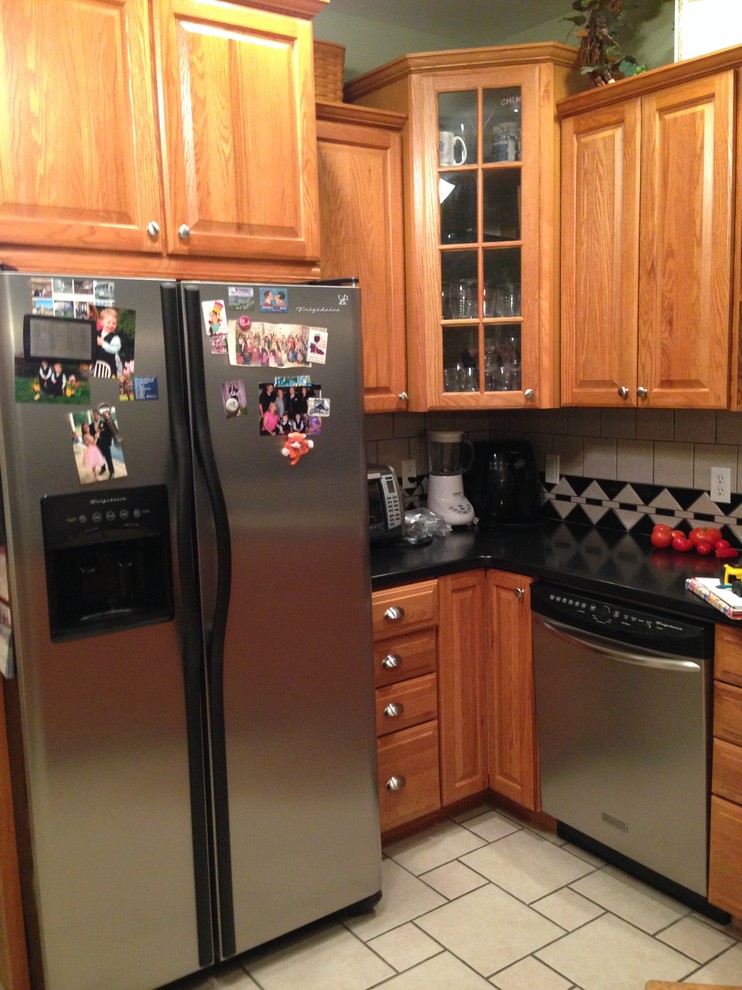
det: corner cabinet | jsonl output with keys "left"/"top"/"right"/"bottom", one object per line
{"left": 0, "top": 0, "right": 324, "bottom": 278}
{"left": 315, "top": 102, "right": 409, "bottom": 412}
{"left": 560, "top": 52, "right": 735, "bottom": 408}
{"left": 345, "top": 45, "right": 578, "bottom": 411}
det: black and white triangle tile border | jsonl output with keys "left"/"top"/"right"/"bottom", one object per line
{"left": 541, "top": 475, "right": 742, "bottom": 544}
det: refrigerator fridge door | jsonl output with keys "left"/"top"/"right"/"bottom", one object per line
{"left": 0, "top": 273, "right": 212, "bottom": 990}
{"left": 178, "top": 282, "right": 381, "bottom": 957}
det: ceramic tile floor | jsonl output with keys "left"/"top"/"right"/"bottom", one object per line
{"left": 163, "top": 802, "right": 742, "bottom": 990}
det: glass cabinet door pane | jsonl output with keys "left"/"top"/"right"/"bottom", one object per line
{"left": 483, "top": 87, "right": 522, "bottom": 164}
{"left": 483, "top": 248, "right": 521, "bottom": 316}
{"left": 441, "top": 251, "right": 478, "bottom": 319}
{"left": 440, "top": 171, "right": 477, "bottom": 244}
{"left": 438, "top": 91, "right": 477, "bottom": 167}
{"left": 483, "top": 170, "right": 521, "bottom": 242}
{"left": 443, "top": 326, "right": 479, "bottom": 392}
{"left": 484, "top": 325, "right": 521, "bottom": 392}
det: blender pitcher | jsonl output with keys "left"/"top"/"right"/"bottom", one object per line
{"left": 426, "top": 430, "right": 475, "bottom": 526}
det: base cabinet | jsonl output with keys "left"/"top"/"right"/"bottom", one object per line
{"left": 709, "top": 624, "right": 742, "bottom": 915}
{"left": 372, "top": 568, "right": 538, "bottom": 834}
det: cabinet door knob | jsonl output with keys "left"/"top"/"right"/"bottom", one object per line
{"left": 178, "top": 224, "right": 191, "bottom": 240}
{"left": 381, "top": 653, "right": 401, "bottom": 670}
{"left": 384, "top": 605, "right": 405, "bottom": 622}
{"left": 398, "top": 392, "right": 408, "bottom": 401}
{"left": 617, "top": 385, "right": 629, "bottom": 398}
{"left": 524, "top": 388, "right": 535, "bottom": 400}
{"left": 385, "top": 775, "right": 406, "bottom": 791}
{"left": 514, "top": 587, "right": 526, "bottom": 599}
{"left": 146, "top": 221, "right": 160, "bottom": 237}
{"left": 383, "top": 701, "right": 404, "bottom": 718}
{"left": 637, "top": 386, "right": 648, "bottom": 398}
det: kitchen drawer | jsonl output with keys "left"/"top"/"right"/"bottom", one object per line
{"left": 715, "top": 624, "right": 742, "bottom": 687}
{"left": 375, "top": 673, "right": 437, "bottom": 736}
{"left": 372, "top": 580, "right": 438, "bottom": 640}
{"left": 373, "top": 628, "right": 437, "bottom": 688}
{"left": 709, "top": 794, "right": 742, "bottom": 917}
{"left": 377, "top": 720, "right": 440, "bottom": 832}
{"left": 713, "top": 681, "right": 742, "bottom": 746}
{"left": 713, "top": 737, "right": 742, "bottom": 805}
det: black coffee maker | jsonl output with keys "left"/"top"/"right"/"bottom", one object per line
{"left": 463, "top": 440, "right": 541, "bottom": 526}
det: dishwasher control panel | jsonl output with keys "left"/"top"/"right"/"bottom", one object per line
{"left": 530, "top": 582, "right": 713, "bottom": 659}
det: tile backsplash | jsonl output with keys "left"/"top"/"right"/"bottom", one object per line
{"left": 365, "top": 408, "right": 742, "bottom": 540}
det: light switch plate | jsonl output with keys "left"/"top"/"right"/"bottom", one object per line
{"left": 545, "top": 453, "right": 560, "bottom": 486}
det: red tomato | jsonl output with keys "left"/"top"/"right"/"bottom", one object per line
{"left": 716, "top": 546, "right": 739, "bottom": 560}
{"left": 695, "top": 541, "right": 713, "bottom": 555}
{"left": 672, "top": 535, "right": 693, "bottom": 552}
{"left": 671, "top": 530, "right": 685, "bottom": 541}
{"left": 689, "top": 527, "right": 723, "bottom": 546}
{"left": 652, "top": 524, "right": 672, "bottom": 536}
{"left": 715, "top": 539, "right": 731, "bottom": 551}
{"left": 650, "top": 530, "right": 672, "bottom": 549}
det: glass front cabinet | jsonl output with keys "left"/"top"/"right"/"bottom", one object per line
{"left": 346, "top": 46, "right": 578, "bottom": 410}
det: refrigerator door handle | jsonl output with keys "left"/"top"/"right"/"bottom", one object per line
{"left": 182, "top": 284, "right": 236, "bottom": 958}
{"left": 160, "top": 282, "right": 216, "bottom": 967}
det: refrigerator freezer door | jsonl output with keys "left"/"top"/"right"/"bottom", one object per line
{"left": 182, "top": 282, "right": 381, "bottom": 956}
{"left": 0, "top": 274, "right": 209, "bottom": 990}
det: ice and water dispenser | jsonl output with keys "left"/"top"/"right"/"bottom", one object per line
{"left": 41, "top": 485, "right": 174, "bottom": 640}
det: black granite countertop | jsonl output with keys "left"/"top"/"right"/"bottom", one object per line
{"left": 370, "top": 522, "right": 738, "bottom": 626}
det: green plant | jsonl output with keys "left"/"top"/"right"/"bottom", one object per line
{"left": 565, "top": 0, "right": 670, "bottom": 85}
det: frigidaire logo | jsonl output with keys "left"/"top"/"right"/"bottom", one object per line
{"left": 89, "top": 496, "right": 128, "bottom": 505}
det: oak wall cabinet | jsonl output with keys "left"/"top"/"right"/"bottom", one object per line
{"left": 316, "top": 102, "right": 409, "bottom": 412}
{"left": 0, "top": 0, "right": 324, "bottom": 280}
{"left": 560, "top": 51, "right": 735, "bottom": 408}
{"left": 345, "top": 45, "right": 578, "bottom": 412}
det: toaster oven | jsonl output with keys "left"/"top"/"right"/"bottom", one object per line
{"left": 367, "top": 465, "right": 404, "bottom": 543}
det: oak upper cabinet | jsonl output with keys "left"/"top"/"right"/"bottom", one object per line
{"left": 345, "top": 45, "right": 578, "bottom": 411}
{"left": 0, "top": 0, "right": 162, "bottom": 255}
{"left": 0, "top": 0, "right": 324, "bottom": 273}
{"left": 315, "top": 102, "right": 408, "bottom": 412}
{"left": 486, "top": 570, "right": 539, "bottom": 811}
{"left": 157, "top": 0, "right": 321, "bottom": 263}
{"left": 560, "top": 56, "right": 734, "bottom": 408}
{"left": 438, "top": 571, "right": 487, "bottom": 806}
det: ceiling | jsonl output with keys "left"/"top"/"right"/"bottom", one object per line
{"left": 320, "top": 0, "right": 574, "bottom": 49}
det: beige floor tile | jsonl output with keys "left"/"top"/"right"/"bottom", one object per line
{"left": 536, "top": 914, "right": 694, "bottom": 990}
{"left": 570, "top": 866, "right": 689, "bottom": 934}
{"left": 490, "top": 954, "right": 573, "bottom": 990}
{"left": 461, "top": 809, "right": 522, "bottom": 843}
{"left": 421, "top": 860, "right": 489, "bottom": 899}
{"left": 383, "top": 819, "right": 487, "bottom": 875}
{"left": 345, "top": 858, "right": 446, "bottom": 941}
{"left": 163, "top": 961, "right": 261, "bottom": 989}
{"left": 656, "top": 915, "right": 736, "bottom": 963}
{"left": 561, "top": 842, "right": 605, "bottom": 868}
{"left": 684, "top": 939, "right": 742, "bottom": 984}
{"left": 461, "top": 830, "right": 595, "bottom": 903}
{"left": 243, "top": 922, "right": 393, "bottom": 990}
{"left": 533, "top": 888, "right": 605, "bottom": 931}
{"left": 367, "top": 922, "right": 442, "bottom": 972}
{"left": 375, "top": 951, "right": 494, "bottom": 988}
{"left": 451, "top": 802, "right": 496, "bottom": 823}
{"left": 416, "top": 882, "right": 563, "bottom": 976}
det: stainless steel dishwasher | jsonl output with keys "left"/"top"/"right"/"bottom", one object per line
{"left": 531, "top": 582, "right": 717, "bottom": 912}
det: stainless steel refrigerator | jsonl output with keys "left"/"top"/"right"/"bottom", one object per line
{"left": 0, "top": 272, "right": 381, "bottom": 990}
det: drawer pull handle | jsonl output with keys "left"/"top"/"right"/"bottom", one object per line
{"left": 383, "top": 702, "right": 404, "bottom": 718}
{"left": 381, "top": 653, "right": 401, "bottom": 670}
{"left": 386, "top": 775, "right": 406, "bottom": 791}
{"left": 514, "top": 587, "right": 525, "bottom": 600}
{"left": 384, "top": 606, "right": 405, "bottom": 622}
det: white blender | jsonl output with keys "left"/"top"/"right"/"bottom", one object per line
{"left": 426, "top": 430, "right": 475, "bottom": 526}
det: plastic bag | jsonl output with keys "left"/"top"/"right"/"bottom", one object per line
{"left": 404, "top": 508, "right": 451, "bottom": 539}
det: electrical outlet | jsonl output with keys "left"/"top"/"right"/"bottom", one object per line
{"left": 402, "top": 458, "right": 417, "bottom": 489}
{"left": 711, "top": 466, "right": 731, "bottom": 503}
{"left": 545, "top": 453, "right": 560, "bottom": 486}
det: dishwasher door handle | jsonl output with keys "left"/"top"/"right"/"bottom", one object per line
{"left": 533, "top": 614, "right": 702, "bottom": 672}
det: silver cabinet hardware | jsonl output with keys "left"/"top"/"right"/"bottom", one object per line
{"left": 146, "top": 221, "right": 160, "bottom": 237}
{"left": 399, "top": 392, "right": 408, "bottom": 401}
{"left": 384, "top": 605, "right": 405, "bottom": 621}
{"left": 381, "top": 654, "right": 400, "bottom": 670}
{"left": 637, "top": 386, "right": 648, "bottom": 398}
{"left": 383, "top": 701, "right": 404, "bottom": 718}
{"left": 524, "top": 388, "right": 535, "bottom": 400}
{"left": 385, "top": 775, "right": 406, "bottom": 791}
{"left": 514, "top": 587, "right": 526, "bottom": 599}
{"left": 617, "top": 386, "right": 629, "bottom": 397}
{"left": 178, "top": 224, "right": 191, "bottom": 240}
